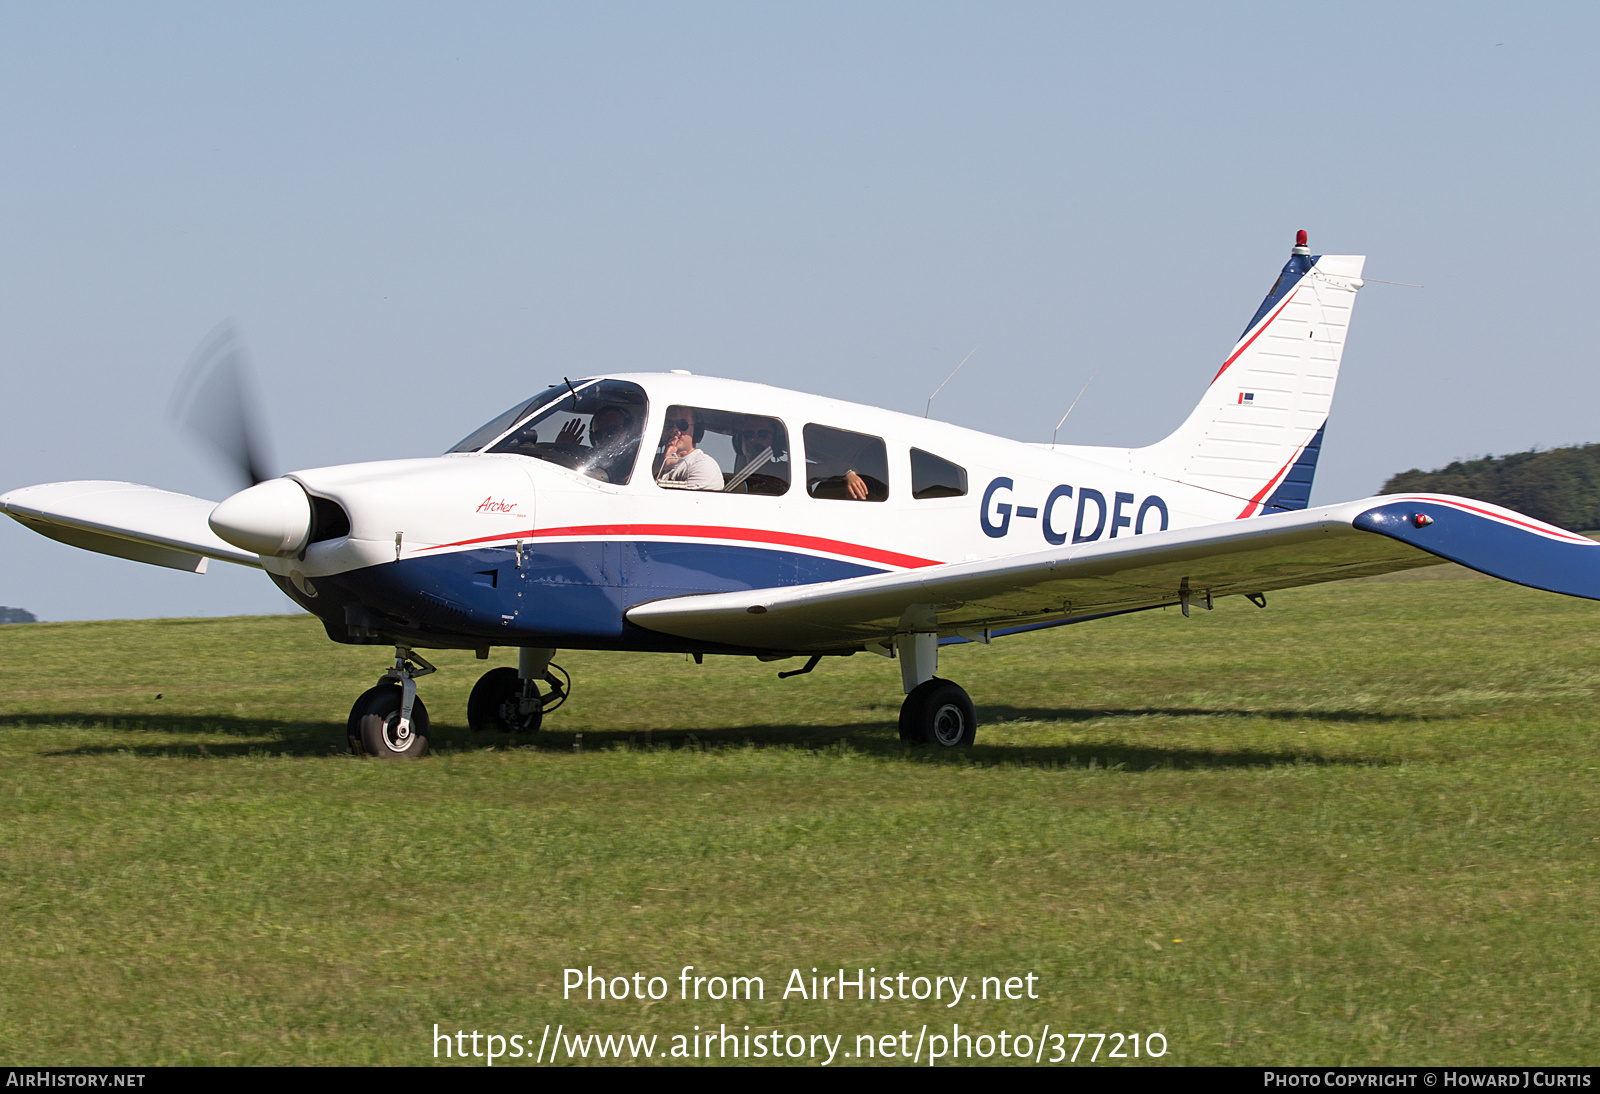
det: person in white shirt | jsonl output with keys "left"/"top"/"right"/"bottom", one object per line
{"left": 655, "top": 407, "right": 723, "bottom": 490}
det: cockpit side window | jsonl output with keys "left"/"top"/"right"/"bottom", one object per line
{"left": 478, "top": 379, "right": 649, "bottom": 485}
{"left": 653, "top": 405, "right": 791, "bottom": 495}
{"left": 803, "top": 425, "right": 889, "bottom": 501}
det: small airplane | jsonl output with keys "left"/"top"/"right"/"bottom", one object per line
{"left": 7, "top": 231, "right": 1598, "bottom": 758}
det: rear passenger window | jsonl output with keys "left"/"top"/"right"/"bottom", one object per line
{"left": 803, "top": 425, "right": 889, "bottom": 501}
{"left": 911, "top": 448, "right": 968, "bottom": 499}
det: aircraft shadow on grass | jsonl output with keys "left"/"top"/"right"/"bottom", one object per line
{"left": 3, "top": 707, "right": 1417, "bottom": 769}
{"left": 984, "top": 704, "right": 1430, "bottom": 725}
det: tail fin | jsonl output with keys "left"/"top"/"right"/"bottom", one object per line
{"left": 1133, "top": 232, "right": 1365, "bottom": 517}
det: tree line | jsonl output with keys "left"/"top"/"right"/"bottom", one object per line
{"left": 1382, "top": 443, "right": 1600, "bottom": 531}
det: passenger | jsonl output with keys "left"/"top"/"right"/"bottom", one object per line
{"left": 655, "top": 407, "right": 722, "bottom": 490}
{"left": 805, "top": 429, "right": 876, "bottom": 499}
{"left": 733, "top": 416, "right": 781, "bottom": 471}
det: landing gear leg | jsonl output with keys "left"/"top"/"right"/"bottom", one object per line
{"left": 347, "top": 647, "right": 435, "bottom": 758}
{"left": 894, "top": 631, "right": 977, "bottom": 747}
{"left": 518, "top": 647, "right": 554, "bottom": 728}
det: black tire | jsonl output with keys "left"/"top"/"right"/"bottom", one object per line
{"left": 357, "top": 687, "right": 431, "bottom": 758}
{"left": 898, "top": 677, "right": 977, "bottom": 747}
{"left": 347, "top": 683, "right": 398, "bottom": 755}
{"left": 467, "top": 666, "right": 543, "bottom": 734}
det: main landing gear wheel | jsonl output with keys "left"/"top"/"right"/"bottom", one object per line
{"left": 356, "top": 686, "right": 431, "bottom": 759}
{"left": 466, "top": 663, "right": 569, "bottom": 734}
{"left": 898, "top": 677, "right": 977, "bottom": 747}
{"left": 467, "top": 666, "right": 543, "bottom": 734}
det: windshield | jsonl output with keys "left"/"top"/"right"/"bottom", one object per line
{"left": 466, "top": 379, "right": 648, "bottom": 485}
{"left": 447, "top": 390, "right": 564, "bottom": 454}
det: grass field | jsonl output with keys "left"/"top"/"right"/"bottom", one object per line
{"left": 1, "top": 571, "right": 1597, "bottom": 1066}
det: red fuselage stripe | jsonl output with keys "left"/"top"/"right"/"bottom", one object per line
{"left": 419, "top": 523, "right": 943, "bottom": 569}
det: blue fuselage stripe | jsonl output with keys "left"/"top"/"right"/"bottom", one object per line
{"left": 308, "top": 539, "right": 884, "bottom": 644}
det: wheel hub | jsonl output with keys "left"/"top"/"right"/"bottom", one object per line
{"left": 383, "top": 715, "right": 413, "bottom": 752}
{"left": 931, "top": 702, "right": 966, "bottom": 745}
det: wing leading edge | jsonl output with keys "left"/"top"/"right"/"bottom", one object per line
{"left": 625, "top": 494, "right": 1600, "bottom": 651}
{"left": 0, "top": 481, "right": 261, "bottom": 572}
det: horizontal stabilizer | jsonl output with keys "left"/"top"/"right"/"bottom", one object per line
{"left": 0, "top": 481, "right": 262, "bottom": 572}
{"left": 1355, "top": 494, "right": 1600, "bottom": 598}
{"left": 626, "top": 494, "right": 1598, "bottom": 651}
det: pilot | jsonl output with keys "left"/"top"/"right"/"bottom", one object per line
{"left": 655, "top": 407, "right": 722, "bottom": 490}
{"left": 552, "top": 405, "right": 630, "bottom": 448}
{"left": 560, "top": 405, "right": 637, "bottom": 482}
{"left": 588, "top": 405, "right": 630, "bottom": 450}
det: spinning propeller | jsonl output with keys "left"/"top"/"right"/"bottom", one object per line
{"left": 171, "top": 324, "right": 314, "bottom": 557}
{"left": 169, "top": 323, "right": 276, "bottom": 489}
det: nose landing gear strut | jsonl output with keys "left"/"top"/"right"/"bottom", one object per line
{"left": 347, "top": 647, "right": 436, "bottom": 758}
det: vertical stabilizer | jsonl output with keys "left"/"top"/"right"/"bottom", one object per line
{"left": 1132, "top": 232, "right": 1365, "bottom": 516}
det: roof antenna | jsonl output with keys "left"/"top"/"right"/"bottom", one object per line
{"left": 925, "top": 343, "right": 981, "bottom": 418}
{"left": 1051, "top": 373, "right": 1095, "bottom": 447}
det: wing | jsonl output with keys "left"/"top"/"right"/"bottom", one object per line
{"left": 626, "top": 494, "right": 1600, "bottom": 651}
{"left": 0, "top": 481, "right": 262, "bottom": 572}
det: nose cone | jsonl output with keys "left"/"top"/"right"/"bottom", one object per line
{"left": 209, "top": 478, "right": 312, "bottom": 556}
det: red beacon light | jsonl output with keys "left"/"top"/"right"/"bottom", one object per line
{"left": 1292, "top": 229, "right": 1310, "bottom": 256}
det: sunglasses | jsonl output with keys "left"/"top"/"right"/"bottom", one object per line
{"left": 740, "top": 429, "right": 774, "bottom": 441}
{"left": 669, "top": 418, "right": 693, "bottom": 433}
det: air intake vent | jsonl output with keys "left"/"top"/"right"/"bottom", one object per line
{"left": 308, "top": 495, "right": 351, "bottom": 543}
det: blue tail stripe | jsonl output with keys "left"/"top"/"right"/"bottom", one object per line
{"left": 1263, "top": 423, "right": 1326, "bottom": 512}
{"left": 1240, "top": 253, "right": 1317, "bottom": 340}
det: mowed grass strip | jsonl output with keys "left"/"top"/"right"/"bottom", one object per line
{"left": 0, "top": 576, "right": 1596, "bottom": 1065}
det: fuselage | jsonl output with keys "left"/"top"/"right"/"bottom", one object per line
{"left": 265, "top": 372, "right": 1237, "bottom": 652}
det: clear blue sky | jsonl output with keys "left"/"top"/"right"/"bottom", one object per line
{"left": 4, "top": 2, "right": 1596, "bottom": 620}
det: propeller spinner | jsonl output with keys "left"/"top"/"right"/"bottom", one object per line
{"left": 208, "top": 477, "right": 311, "bottom": 556}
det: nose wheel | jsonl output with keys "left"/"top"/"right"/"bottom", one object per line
{"left": 348, "top": 648, "right": 435, "bottom": 758}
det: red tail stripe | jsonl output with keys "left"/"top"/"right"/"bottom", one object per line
{"left": 418, "top": 523, "right": 943, "bottom": 569}
{"left": 1212, "top": 290, "right": 1299, "bottom": 384}
{"left": 1235, "top": 439, "right": 1308, "bottom": 519}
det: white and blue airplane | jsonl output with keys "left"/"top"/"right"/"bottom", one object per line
{"left": 7, "top": 232, "right": 1597, "bottom": 757}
